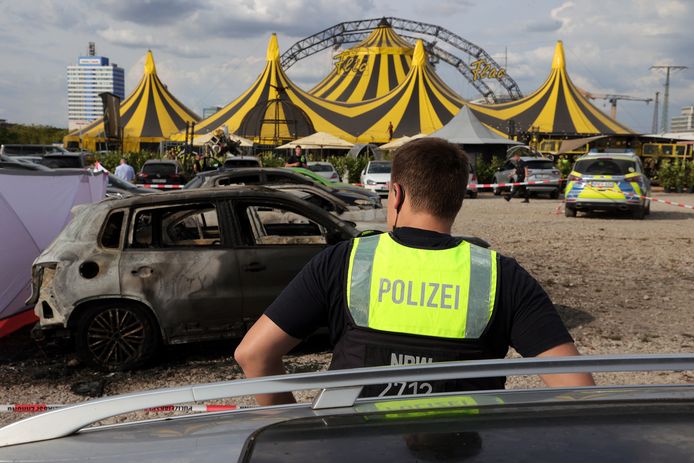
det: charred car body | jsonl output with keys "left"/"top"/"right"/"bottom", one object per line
{"left": 29, "top": 187, "right": 358, "bottom": 370}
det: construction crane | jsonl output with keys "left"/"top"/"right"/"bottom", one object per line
{"left": 580, "top": 91, "right": 653, "bottom": 119}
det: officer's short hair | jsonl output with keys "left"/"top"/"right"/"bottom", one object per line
{"left": 391, "top": 138, "right": 470, "bottom": 220}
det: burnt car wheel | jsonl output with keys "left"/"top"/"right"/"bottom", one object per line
{"left": 75, "top": 302, "right": 160, "bottom": 371}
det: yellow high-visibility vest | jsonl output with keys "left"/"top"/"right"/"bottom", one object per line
{"left": 346, "top": 233, "right": 497, "bottom": 339}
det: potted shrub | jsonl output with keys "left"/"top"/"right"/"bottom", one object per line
{"left": 674, "top": 162, "right": 687, "bottom": 193}
{"left": 658, "top": 161, "right": 674, "bottom": 192}
{"left": 687, "top": 161, "right": 694, "bottom": 193}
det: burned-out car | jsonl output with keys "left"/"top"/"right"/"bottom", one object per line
{"left": 29, "top": 187, "right": 358, "bottom": 370}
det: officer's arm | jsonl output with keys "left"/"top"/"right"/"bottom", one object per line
{"left": 234, "top": 315, "right": 302, "bottom": 405}
{"left": 536, "top": 342, "right": 596, "bottom": 387}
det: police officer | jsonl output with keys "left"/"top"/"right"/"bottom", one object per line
{"left": 235, "top": 138, "right": 594, "bottom": 405}
{"left": 504, "top": 150, "right": 530, "bottom": 203}
{"left": 284, "top": 145, "right": 307, "bottom": 168}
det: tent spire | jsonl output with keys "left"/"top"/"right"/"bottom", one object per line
{"left": 267, "top": 33, "right": 280, "bottom": 62}
{"left": 144, "top": 50, "right": 157, "bottom": 75}
{"left": 552, "top": 40, "right": 565, "bottom": 70}
{"left": 412, "top": 40, "right": 426, "bottom": 67}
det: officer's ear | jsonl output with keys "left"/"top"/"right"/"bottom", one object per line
{"left": 392, "top": 182, "right": 405, "bottom": 212}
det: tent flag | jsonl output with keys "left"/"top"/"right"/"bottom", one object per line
{"left": 64, "top": 50, "right": 200, "bottom": 152}
{"left": 0, "top": 171, "right": 107, "bottom": 337}
{"left": 468, "top": 41, "right": 633, "bottom": 136}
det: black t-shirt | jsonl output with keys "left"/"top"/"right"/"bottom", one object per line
{"left": 515, "top": 159, "right": 527, "bottom": 181}
{"left": 287, "top": 153, "right": 306, "bottom": 166}
{"left": 265, "top": 227, "right": 572, "bottom": 360}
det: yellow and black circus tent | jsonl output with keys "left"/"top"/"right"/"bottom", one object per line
{"left": 64, "top": 51, "right": 200, "bottom": 152}
{"left": 311, "top": 38, "right": 464, "bottom": 142}
{"left": 178, "top": 33, "right": 326, "bottom": 144}
{"left": 469, "top": 41, "right": 633, "bottom": 136}
{"left": 184, "top": 35, "right": 464, "bottom": 144}
{"left": 309, "top": 18, "right": 414, "bottom": 103}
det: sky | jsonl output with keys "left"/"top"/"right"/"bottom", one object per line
{"left": 0, "top": 0, "right": 692, "bottom": 134}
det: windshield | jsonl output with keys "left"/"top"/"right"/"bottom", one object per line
{"left": 526, "top": 160, "right": 555, "bottom": 170}
{"left": 143, "top": 163, "right": 177, "bottom": 175}
{"left": 224, "top": 159, "right": 260, "bottom": 168}
{"left": 574, "top": 158, "right": 637, "bottom": 176}
{"left": 367, "top": 162, "right": 391, "bottom": 174}
{"left": 308, "top": 164, "right": 333, "bottom": 172}
{"left": 183, "top": 175, "right": 205, "bottom": 189}
{"left": 40, "top": 156, "right": 82, "bottom": 168}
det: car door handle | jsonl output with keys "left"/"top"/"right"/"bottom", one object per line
{"left": 243, "top": 262, "right": 266, "bottom": 272}
{"left": 131, "top": 266, "right": 154, "bottom": 277}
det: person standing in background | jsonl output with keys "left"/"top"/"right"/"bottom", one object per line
{"left": 114, "top": 158, "right": 135, "bottom": 182}
{"left": 505, "top": 151, "right": 529, "bottom": 203}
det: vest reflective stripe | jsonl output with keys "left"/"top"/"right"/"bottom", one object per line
{"left": 346, "top": 234, "right": 497, "bottom": 339}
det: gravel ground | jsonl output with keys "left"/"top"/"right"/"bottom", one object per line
{"left": 1, "top": 191, "right": 693, "bottom": 427}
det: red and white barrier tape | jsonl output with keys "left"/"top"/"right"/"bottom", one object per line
{"left": 469, "top": 179, "right": 561, "bottom": 189}
{"left": 625, "top": 193, "right": 694, "bottom": 210}
{"left": 0, "top": 403, "right": 252, "bottom": 413}
{"left": 142, "top": 184, "right": 184, "bottom": 189}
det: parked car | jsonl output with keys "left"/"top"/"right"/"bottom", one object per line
{"left": 307, "top": 161, "right": 341, "bottom": 182}
{"left": 564, "top": 151, "right": 651, "bottom": 219}
{"left": 38, "top": 152, "right": 95, "bottom": 169}
{"left": 1, "top": 355, "right": 692, "bottom": 460}
{"left": 222, "top": 155, "right": 262, "bottom": 169}
{"left": 135, "top": 160, "right": 187, "bottom": 189}
{"left": 0, "top": 144, "right": 70, "bottom": 156}
{"left": 185, "top": 168, "right": 382, "bottom": 209}
{"left": 27, "top": 187, "right": 359, "bottom": 370}
{"left": 360, "top": 160, "right": 392, "bottom": 196}
{"left": 288, "top": 167, "right": 382, "bottom": 203}
{"left": 106, "top": 174, "right": 160, "bottom": 199}
{"left": 493, "top": 156, "right": 562, "bottom": 198}
{"left": 268, "top": 184, "right": 388, "bottom": 231}
{"left": 0, "top": 154, "right": 51, "bottom": 171}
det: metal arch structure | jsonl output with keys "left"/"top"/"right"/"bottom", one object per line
{"left": 319, "top": 30, "right": 498, "bottom": 102}
{"left": 281, "top": 17, "right": 523, "bottom": 102}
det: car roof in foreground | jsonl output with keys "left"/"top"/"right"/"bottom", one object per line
{"left": 0, "top": 354, "right": 692, "bottom": 461}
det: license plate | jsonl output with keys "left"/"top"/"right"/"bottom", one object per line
{"left": 591, "top": 181, "right": 614, "bottom": 189}
{"left": 151, "top": 179, "right": 166, "bottom": 183}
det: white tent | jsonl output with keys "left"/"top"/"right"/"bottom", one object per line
{"left": 276, "top": 132, "right": 354, "bottom": 150}
{"left": 428, "top": 106, "right": 521, "bottom": 145}
{"left": 379, "top": 133, "right": 428, "bottom": 151}
{"left": 0, "top": 169, "right": 107, "bottom": 336}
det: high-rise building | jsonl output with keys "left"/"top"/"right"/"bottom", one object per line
{"left": 67, "top": 42, "right": 125, "bottom": 131}
{"left": 670, "top": 106, "right": 694, "bottom": 133}
{"left": 203, "top": 106, "right": 222, "bottom": 119}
